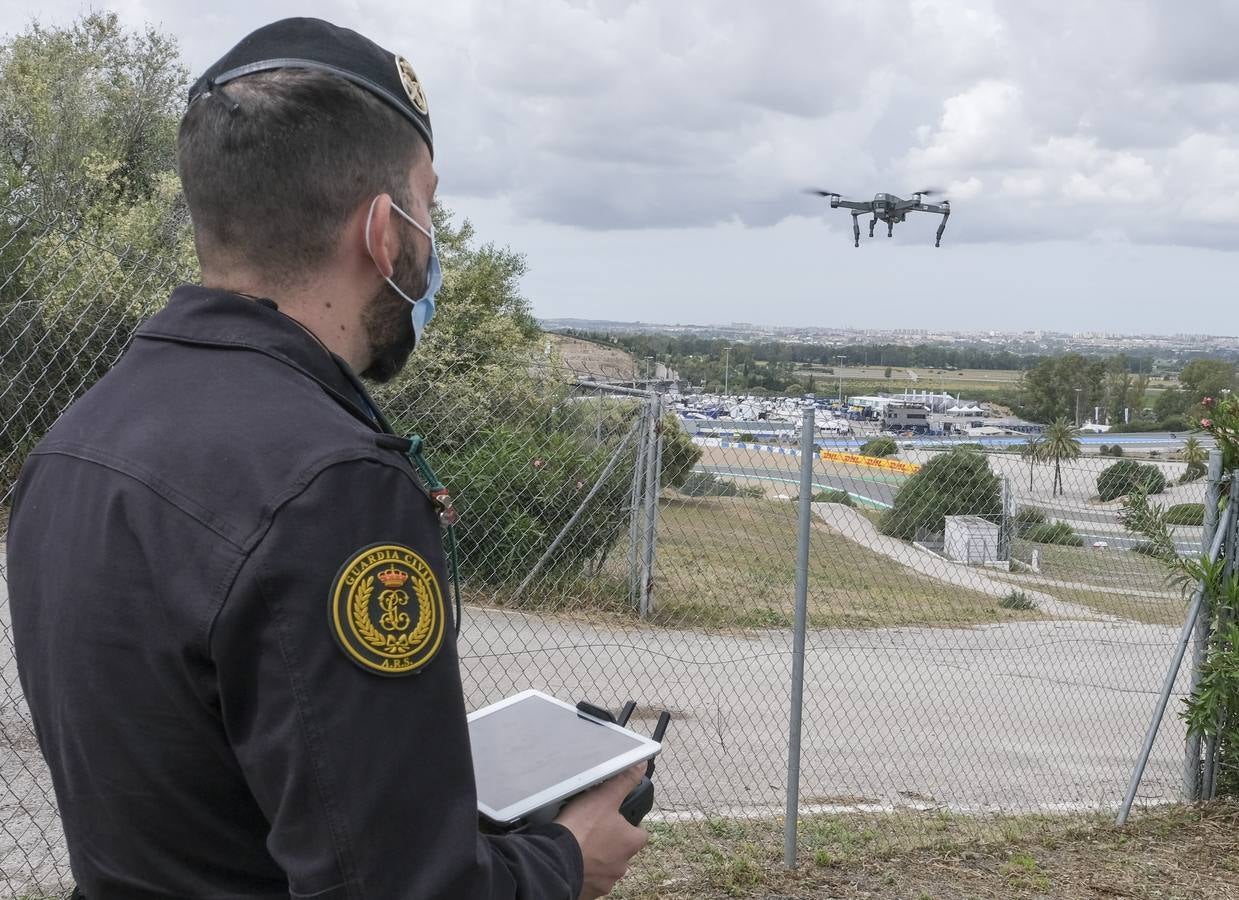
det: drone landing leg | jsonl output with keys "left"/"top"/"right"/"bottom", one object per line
{"left": 935, "top": 209, "right": 950, "bottom": 247}
{"left": 887, "top": 220, "right": 894, "bottom": 238}
{"left": 868, "top": 216, "right": 876, "bottom": 238}
{"left": 851, "top": 213, "right": 860, "bottom": 248}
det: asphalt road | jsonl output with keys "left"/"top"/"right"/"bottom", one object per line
{"left": 702, "top": 462, "right": 902, "bottom": 507}
{"left": 457, "top": 609, "right": 1190, "bottom": 817}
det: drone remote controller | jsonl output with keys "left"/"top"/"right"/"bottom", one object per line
{"left": 577, "top": 700, "right": 670, "bottom": 826}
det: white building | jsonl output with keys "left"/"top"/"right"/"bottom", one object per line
{"left": 944, "top": 516, "right": 1000, "bottom": 564}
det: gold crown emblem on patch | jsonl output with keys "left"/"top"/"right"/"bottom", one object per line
{"left": 378, "top": 566, "right": 410, "bottom": 588}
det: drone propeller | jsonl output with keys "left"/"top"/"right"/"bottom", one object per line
{"left": 806, "top": 188, "right": 840, "bottom": 197}
{"left": 912, "top": 187, "right": 945, "bottom": 197}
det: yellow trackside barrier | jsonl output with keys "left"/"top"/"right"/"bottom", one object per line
{"left": 818, "top": 449, "right": 920, "bottom": 475}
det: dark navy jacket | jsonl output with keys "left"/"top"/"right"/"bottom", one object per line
{"left": 8, "top": 286, "right": 582, "bottom": 899}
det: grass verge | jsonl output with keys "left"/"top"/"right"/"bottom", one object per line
{"left": 1028, "top": 544, "right": 1174, "bottom": 594}
{"left": 651, "top": 497, "right": 1036, "bottom": 630}
{"left": 615, "top": 803, "right": 1239, "bottom": 899}
{"left": 1043, "top": 586, "right": 1187, "bottom": 626}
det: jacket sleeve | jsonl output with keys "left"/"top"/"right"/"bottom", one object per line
{"left": 210, "top": 455, "right": 583, "bottom": 899}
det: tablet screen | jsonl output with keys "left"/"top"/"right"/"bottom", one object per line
{"left": 470, "top": 693, "right": 652, "bottom": 817}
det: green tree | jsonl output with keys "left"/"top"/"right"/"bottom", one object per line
{"left": 1179, "top": 359, "right": 1236, "bottom": 405}
{"left": 1154, "top": 387, "right": 1191, "bottom": 421}
{"left": 878, "top": 448, "right": 1001, "bottom": 540}
{"left": 860, "top": 436, "right": 898, "bottom": 458}
{"left": 1182, "top": 436, "right": 1208, "bottom": 483}
{"left": 1022, "top": 354, "right": 1104, "bottom": 424}
{"left": 1098, "top": 459, "right": 1167, "bottom": 502}
{"left": 1, "top": 14, "right": 194, "bottom": 500}
{"left": 0, "top": 13, "right": 187, "bottom": 211}
{"left": 1020, "top": 435, "right": 1046, "bottom": 491}
{"left": 1042, "top": 419, "right": 1081, "bottom": 497}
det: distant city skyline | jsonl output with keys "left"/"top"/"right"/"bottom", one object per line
{"left": 542, "top": 318, "right": 1239, "bottom": 355}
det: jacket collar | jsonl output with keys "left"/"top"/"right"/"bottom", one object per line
{"left": 137, "top": 285, "right": 390, "bottom": 432}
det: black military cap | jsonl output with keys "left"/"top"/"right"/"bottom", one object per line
{"left": 188, "top": 17, "right": 433, "bottom": 156}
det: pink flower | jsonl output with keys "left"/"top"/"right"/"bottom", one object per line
{"left": 1203, "top": 396, "right": 1215, "bottom": 409}
{"left": 1201, "top": 418, "right": 1213, "bottom": 428}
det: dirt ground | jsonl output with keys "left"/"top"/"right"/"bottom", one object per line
{"left": 615, "top": 803, "right": 1239, "bottom": 899}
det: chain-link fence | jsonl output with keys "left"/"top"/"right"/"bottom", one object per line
{"left": 2, "top": 202, "right": 1232, "bottom": 895}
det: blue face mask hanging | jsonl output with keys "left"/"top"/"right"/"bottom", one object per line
{"left": 365, "top": 196, "right": 441, "bottom": 346}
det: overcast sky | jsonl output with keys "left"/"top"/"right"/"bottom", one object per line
{"left": 6, "top": 1, "right": 1239, "bottom": 334}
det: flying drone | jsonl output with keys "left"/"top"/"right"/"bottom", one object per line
{"left": 809, "top": 189, "right": 951, "bottom": 248}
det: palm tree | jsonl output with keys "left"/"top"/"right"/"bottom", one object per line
{"left": 1020, "top": 434, "right": 1046, "bottom": 491}
{"left": 1182, "top": 435, "right": 1208, "bottom": 481}
{"left": 1042, "top": 418, "right": 1082, "bottom": 497}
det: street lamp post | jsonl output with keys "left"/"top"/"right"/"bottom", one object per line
{"left": 1075, "top": 388, "right": 1082, "bottom": 428}
{"left": 723, "top": 346, "right": 732, "bottom": 398}
{"left": 835, "top": 355, "right": 847, "bottom": 403}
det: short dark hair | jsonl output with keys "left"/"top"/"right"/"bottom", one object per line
{"left": 177, "top": 68, "right": 422, "bottom": 281}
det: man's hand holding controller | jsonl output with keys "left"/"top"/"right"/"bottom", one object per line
{"left": 555, "top": 764, "right": 649, "bottom": 900}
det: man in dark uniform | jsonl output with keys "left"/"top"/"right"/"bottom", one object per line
{"left": 8, "top": 18, "right": 646, "bottom": 899}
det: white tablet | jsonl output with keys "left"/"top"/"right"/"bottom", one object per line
{"left": 467, "top": 690, "right": 661, "bottom": 825}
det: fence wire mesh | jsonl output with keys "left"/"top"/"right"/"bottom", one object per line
{"left": 0, "top": 201, "right": 1230, "bottom": 895}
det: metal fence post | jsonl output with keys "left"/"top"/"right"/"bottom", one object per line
{"left": 785, "top": 401, "right": 815, "bottom": 869}
{"left": 628, "top": 401, "right": 650, "bottom": 607}
{"left": 638, "top": 393, "right": 662, "bottom": 619}
{"left": 1186, "top": 449, "right": 1224, "bottom": 799}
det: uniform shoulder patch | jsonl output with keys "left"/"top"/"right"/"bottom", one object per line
{"left": 329, "top": 543, "right": 445, "bottom": 676}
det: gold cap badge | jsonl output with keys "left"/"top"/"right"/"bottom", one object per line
{"left": 395, "top": 55, "right": 429, "bottom": 116}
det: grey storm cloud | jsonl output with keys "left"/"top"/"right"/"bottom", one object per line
{"left": 5, "top": 0, "right": 1238, "bottom": 249}
{"left": 387, "top": 0, "right": 1238, "bottom": 249}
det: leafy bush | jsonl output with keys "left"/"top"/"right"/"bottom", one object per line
{"left": 1180, "top": 462, "right": 1207, "bottom": 484}
{"left": 1013, "top": 507, "right": 1048, "bottom": 534}
{"left": 878, "top": 448, "right": 1001, "bottom": 540}
{"left": 1109, "top": 415, "right": 1191, "bottom": 434}
{"left": 679, "top": 471, "right": 762, "bottom": 498}
{"left": 1164, "top": 503, "right": 1205, "bottom": 527}
{"left": 999, "top": 591, "right": 1036, "bottom": 611}
{"left": 860, "top": 436, "right": 898, "bottom": 458}
{"left": 1022, "top": 521, "right": 1084, "bottom": 546}
{"left": 658, "top": 415, "right": 703, "bottom": 489}
{"left": 810, "top": 488, "right": 855, "bottom": 507}
{"left": 1130, "top": 540, "right": 1169, "bottom": 559}
{"left": 735, "top": 432, "right": 757, "bottom": 442}
{"left": 1099, "top": 444, "right": 1125, "bottom": 457}
{"left": 1097, "top": 459, "right": 1167, "bottom": 501}
{"left": 436, "top": 426, "right": 633, "bottom": 583}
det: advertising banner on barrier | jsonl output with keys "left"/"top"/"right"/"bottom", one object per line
{"left": 819, "top": 449, "right": 920, "bottom": 474}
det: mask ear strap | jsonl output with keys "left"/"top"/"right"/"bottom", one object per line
{"left": 364, "top": 196, "right": 380, "bottom": 258}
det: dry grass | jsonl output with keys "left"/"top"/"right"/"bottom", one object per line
{"left": 651, "top": 497, "right": 1037, "bottom": 630}
{"left": 1033, "top": 545, "right": 1176, "bottom": 593}
{"left": 616, "top": 803, "right": 1239, "bottom": 899}
{"left": 1047, "top": 587, "right": 1187, "bottom": 627}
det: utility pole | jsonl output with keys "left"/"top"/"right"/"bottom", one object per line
{"left": 723, "top": 346, "right": 732, "bottom": 397}
{"left": 1074, "top": 388, "right": 1082, "bottom": 427}
{"left": 835, "top": 355, "right": 847, "bottom": 404}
